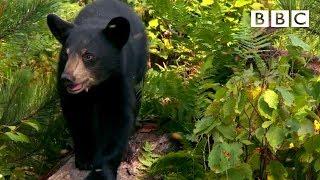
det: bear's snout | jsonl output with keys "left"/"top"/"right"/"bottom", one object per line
{"left": 61, "top": 72, "right": 86, "bottom": 94}
{"left": 61, "top": 72, "right": 75, "bottom": 83}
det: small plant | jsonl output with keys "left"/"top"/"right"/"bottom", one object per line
{"left": 138, "top": 142, "right": 161, "bottom": 173}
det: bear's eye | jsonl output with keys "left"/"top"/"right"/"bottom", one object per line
{"left": 82, "top": 53, "right": 95, "bottom": 61}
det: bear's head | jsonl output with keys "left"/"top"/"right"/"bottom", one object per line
{"left": 47, "top": 14, "right": 130, "bottom": 94}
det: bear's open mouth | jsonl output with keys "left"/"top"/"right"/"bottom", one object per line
{"left": 65, "top": 82, "right": 86, "bottom": 94}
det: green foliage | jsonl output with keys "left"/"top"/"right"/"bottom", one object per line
{"left": 138, "top": 142, "right": 160, "bottom": 172}
{"left": 138, "top": 0, "right": 320, "bottom": 179}
{"left": 2, "top": 0, "right": 320, "bottom": 179}
{"left": 141, "top": 65, "right": 197, "bottom": 133}
{"left": 149, "top": 151, "right": 205, "bottom": 179}
{"left": 0, "top": 0, "right": 81, "bottom": 178}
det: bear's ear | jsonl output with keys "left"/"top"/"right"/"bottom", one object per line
{"left": 103, "top": 17, "right": 130, "bottom": 49}
{"left": 47, "top": 14, "right": 74, "bottom": 44}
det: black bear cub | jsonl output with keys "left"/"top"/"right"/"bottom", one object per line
{"left": 47, "top": 0, "right": 147, "bottom": 179}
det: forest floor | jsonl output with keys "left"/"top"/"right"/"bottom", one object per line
{"left": 45, "top": 123, "right": 173, "bottom": 180}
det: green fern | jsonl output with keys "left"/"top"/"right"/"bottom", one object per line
{"left": 233, "top": 13, "right": 272, "bottom": 60}
{"left": 141, "top": 66, "right": 197, "bottom": 133}
{"left": 138, "top": 142, "right": 160, "bottom": 173}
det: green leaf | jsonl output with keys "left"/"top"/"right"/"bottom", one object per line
{"left": 288, "top": 34, "right": 310, "bottom": 51}
{"left": 208, "top": 142, "right": 243, "bottom": 173}
{"left": 223, "top": 96, "right": 236, "bottom": 121}
{"left": 23, "top": 119, "right": 40, "bottom": 131}
{"left": 250, "top": 3, "right": 264, "bottom": 10}
{"left": 262, "top": 121, "right": 273, "bottom": 128}
{"left": 258, "top": 96, "right": 274, "bottom": 120}
{"left": 304, "top": 135, "right": 320, "bottom": 153}
{"left": 148, "top": 19, "right": 159, "bottom": 28}
{"left": 254, "top": 127, "right": 265, "bottom": 143}
{"left": 235, "top": 92, "right": 247, "bottom": 114}
{"left": 263, "top": 90, "right": 279, "bottom": 109}
{"left": 6, "top": 126, "right": 16, "bottom": 131}
{"left": 298, "top": 119, "right": 314, "bottom": 137}
{"left": 266, "top": 126, "right": 285, "bottom": 151}
{"left": 201, "top": 0, "right": 213, "bottom": 6}
{"left": 267, "top": 161, "right": 288, "bottom": 180}
{"left": 5, "top": 132, "right": 30, "bottom": 143}
{"left": 224, "top": 163, "right": 253, "bottom": 180}
{"left": 216, "top": 124, "right": 237, "bottom": 140}
{"left": 276, "top": 87, "right": 294, "bottom": 107}
{"left": 234, "top": 0, "right": 251, "bottom": 7}
{"left": 314, "top": 159, "right": 320, "bottom": 172}
{"left": 241, "top": 140, "right": 253, "bottom": 145}
{"left": 193, "top": 117, "right": 220, "bottom": 135}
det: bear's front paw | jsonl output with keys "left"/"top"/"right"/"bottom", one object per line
{"left": 75, "top": 158, "right": 94, "bottom": 170}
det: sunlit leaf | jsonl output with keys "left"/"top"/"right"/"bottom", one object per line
{"left": 288, "top": 34, "right": 310, "bottom": 51}
{"left": 5, "top": 132, "right": 30, "bottom": 143}
{"left": 276, "top": 87, "right": 294, "bottom": 107}
{"left": 250, "top": 3, "right": 264, "bottom": 10}
{"left": 149, "top": 19, "right": 159, "bottom": 28}
{"left": 266, "top": 126, "right": 285, "bottom": 151}
{"left": 201, "top": 0, "right": 213, "bottom": 6}
{"left": 234, "top": 0, "right": 251, "bottom": 7}
{"left": 262, "top": 121, "right": 273, "bottom": 128}
{"left": 23, "top": 119, "right": 40, "bottom": 131}
{"left": 263, "top": 90, "right": 279, "bottom": 109}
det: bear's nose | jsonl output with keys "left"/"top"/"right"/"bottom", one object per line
{"left": 61, "top": 73, "right": 75, "bottom": 83}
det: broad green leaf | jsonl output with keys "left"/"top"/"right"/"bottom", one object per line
{"left": 208, "top": 142, "right": 243, "bottom": 173}
{"left": 267, "top": 161, "right": 288, "bottom": 180}
{"left": 262, "top": 121, "right": 273, "bottom": 128}
{"left": 258, "top": 96, "right": 274, "bottom": 120}
{"left": 201, "top": 0, "right": 213, "bottom": 6}
{"left": 276, "top": 87, "right": 294, "bottom": 107}
{"left": 263, "top": 90, "right": 279, "bottom": 109}
{"left": 304, "top": 135, "right": 320, "bottom": 153}
{"left": 193, "top": 117, "right": 220, "bottom": 135}
{"left": 224, "top": 163, "right": 253, "bottom": 180}
{"left": 266, "top": 126, "right": 285, "bottom": 151}
{"left": 216, "top": 124, "right": 236, "bottom": 140}
{"left": 298, "top": 119, "right": 314, "bottom": 137}
{"left": 234, "top": 0, "right": 251, "bottom": 7}
{"left": 23, "top": 119, "right": 40, "bottom": 131}
{"left": 5, "top": 132, "right": 30, "bottom": 143}
{"left": 288, "top": 34, "right": 310, "bottom": 51}
{"left": 148, "top": 19, "right": 159, "bottom": 28}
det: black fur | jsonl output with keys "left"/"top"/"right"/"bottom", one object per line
{"left": 47, "top": 0, "right": 148, "bottom": 179}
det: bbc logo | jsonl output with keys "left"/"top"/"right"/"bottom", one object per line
{"left": 251, "top": 10, "right": 309, "bottom": 28}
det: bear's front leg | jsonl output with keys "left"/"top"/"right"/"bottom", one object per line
{"left": 87, "top": 80, "right": 135, "bottom": 179}
{"left": 71, "top": 120, "right": 96, "bottom": 170}
{"left": 61, "top": 98, "right": 96, "bottom": 170}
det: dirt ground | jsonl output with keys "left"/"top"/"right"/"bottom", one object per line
{"left": 47, "top": 123, "right": 173, "bottom": 180}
